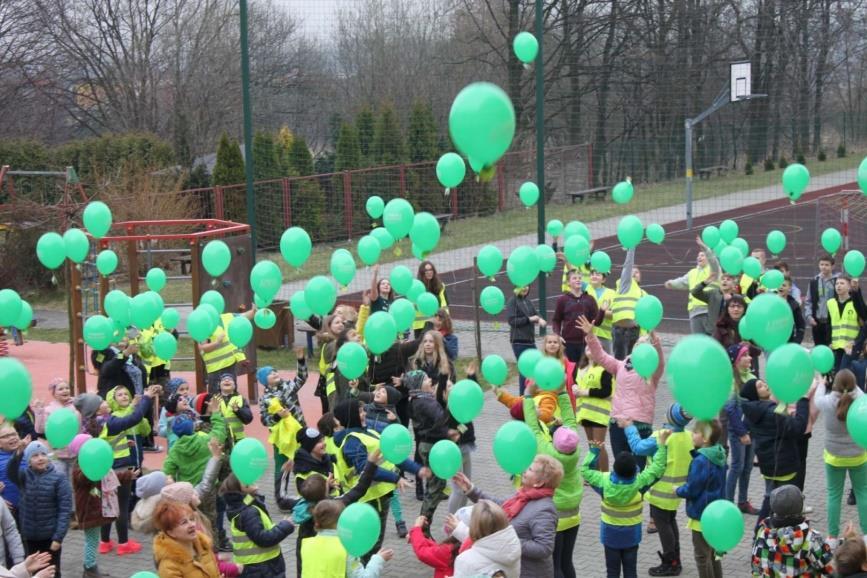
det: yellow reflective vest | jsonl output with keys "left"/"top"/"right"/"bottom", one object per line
{"left": 220, "top": 394, "right": 246, "bottom": 442}
{"left": 230, "top": 495, "right": 282, "bottom": 565}
{"left": 300, "top": 532, "right": 346, "bottom": 577}
{"left": 646, "top": 430, "right": 693, "bottom": 511}
{"left": 600, "top": 490, "right": 644, "bottom": 526}
{"left": 589, "top": 286, "right": 616, "bottom": 340}
{"left": 138, "top": 319, "right": 170, "bottom": 377}
{"left": 334, "top": 430, "right": 397, "bottom": 505}
{"left": 828, "top": 299, "right": 861, "bottom": 350}
{"left": 99, "top": 424, "right": 131, "bottom": 462}
{"left": 413, "top": 286, "right": 448, "bottom": 331}
{"left": 575, "top": 366, "right": 614, "bottom": 427}
{"left": 612, "top": 280, "right": 644, "bottom": 324}
{"left": 687, "top": 266, "right": 711, "bottom": 313}
{"left": 203, "top": 314, "right": 246, "bottom": 375}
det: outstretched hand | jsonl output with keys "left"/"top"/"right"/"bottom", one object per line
{"left": 575, "top": 315, "right": 594, "bottom": 335}
{"left": 452, "top": 471, "right": 472, "bottom": 493}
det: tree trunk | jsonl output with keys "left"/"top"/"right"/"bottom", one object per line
{"left": 592, "top": 0, "right": 618, "bottom": 185}
{"left": 811, "top": 0, "right": 831, "bottom": 153}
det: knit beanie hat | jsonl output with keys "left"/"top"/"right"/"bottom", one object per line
{"left": 403, "top": 370, "right": 427, "bottom": 392}
{"left": 257, "top": 366, "right": 275, "bottom": 387}
{"left": 172, "top": 415, "right": 196, "bottom": 438}
{"left": 552, "top": 426, "right": 579, "bottom": 454}
{"left": 613, "top": 451, "right": 637, "bottom": 480}
{"left": 135, "top": 471, "right": 168, "bottom": 499}
{"left": 165, "top": 377, "right": 187, "bottom": 397}
{"left": 666, "top": 403, "right": 692, "bottom": 428}
{"left": 23, "top": 441, "right": 48, "bottom": 465}
{"left": 164, "top": 393, "right": 181, "bottom": 415}
{"left": 161, "top": 482, "right": 198, "bottom": 507}
{"left": 195, "top": 392, "right": 212, "bottom": 415}
{"left": 48, "top": 378, "right": 67, "bottom": 395}
{"left": 296, "top": 428, "right": 324, "bottom": 454}
{"left": 219, "top": 373, "right": 236, "bottom": 388}
{"left": 740, "top": 378, "right": 760, "bottom": 402}
{"left": 770, "top": 484, "right": 804, "bottom": 518}
{"left": 727, "top": 343, "right": 750, "bottom": 366}
{"left": 333, "top": 399, "right": 362, "bottom": 430}
{"left": 383, "top": 386, "right": 401, "bottom": 406}
{"left": 74, "top": 393, "right": 104, "bottom": 419}
{"left": 67, "top": 434, "right": 91, "bottom": 458}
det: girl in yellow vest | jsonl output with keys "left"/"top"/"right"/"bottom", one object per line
{"left": 314, "top": 313, "right": 347, "bottom": 414}
{"left": 413, "top": 260, "right": 448, "bottom": 338}
{"left": 828, "top": 275, "right": 867, "bottom": 371}
{"left": 219, "top": 473, "right": 294, "bottom": 578}
{"left": 300, "top": 499, "right": 393, "bottom": 577}
{"left": 574, "top": 347, "right": 615, "bottom": 472}
{"left": 495, "top": 334, "right": 564, "bottom": 426}
{"left": 664, "top": 249, "right": 712, "bottom": 335}
{"left": 215, "top": 373, "right": 253, "bottom": 445}
{"left": 612, "top": 248, "right": 643, "bottom": 360}
{"left": 198, "top": 309, "right": 255, "bottom": 395}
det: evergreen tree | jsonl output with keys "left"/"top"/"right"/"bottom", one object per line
{"left": 287, "top": 135, "right": 315, "bottom": 176}
{"left": 372, "top": 103, "right": 405, "bottom": 165}
{"left": 252, "top": 131, "right": 282, "bottom": 245}
{"left": 211, "top": 132, "right": 246, "bottom": 222}
{"left": 356, "top": 106, "right": 375, "bottom": 164}
{"left": 276, "top": 126, "right": 294, "bottom": 175}
{"left": 285, "top": 135, "right": 325, "bottom": 236}
{"left": 334, "top": 122, "right": 362, "bottom": 172}
{"left": 407, "top": 100, "right": 439, "bottom": 163}
{"left": 252, "top": 131, "right": 281, "bottom": 180}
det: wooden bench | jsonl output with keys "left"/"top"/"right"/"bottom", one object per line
{"left": 170, "top": 255, "right": 192, "bottom": 275}
{"left": 568, "top": 186, "right": 609, "bottom": 204}
{"left": 697, "top": 165, "right": 728, "bottom": 180}
{"left": 434, "top": 213, "right": 452, "bottom": 233}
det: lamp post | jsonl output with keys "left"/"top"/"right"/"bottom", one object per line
{"left": 535, "top": 0, "right": 547, "bottom": 328}
{"left": 240, "top": 0, "right": 257, "bottom": 257}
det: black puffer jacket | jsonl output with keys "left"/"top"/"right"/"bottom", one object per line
{"left": 223, "top": 491, "right": 293, "bottom": 578}
{"left": 292, "top": 448, "right": 334, "bottom": 494}
{"left": 741, "top": 398, "right": 809, "bottom": 479}
{"left": 93, "top": 348, "right": 147, "bottom": 399}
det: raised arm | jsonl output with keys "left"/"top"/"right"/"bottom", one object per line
{"left": 618, "top": 248, "right": 636, "bottom": 294}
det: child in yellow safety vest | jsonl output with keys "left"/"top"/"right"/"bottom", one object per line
{"left": 828, "top": 275, "right": 867, "bottom": 371}
{"left": 582, "top": 429, "right": 670, "bottom": 578}
{"left": 215, "top": 373, "right": 253, "bottom": 446}
{"left": 621, "top": 404, "right": 694, "bottom": 577}
{"left": 300, "top": 499, "right": 393, "bottom": 578}
{"left": 574, "top": 348, "right": 615, "bottom": 473}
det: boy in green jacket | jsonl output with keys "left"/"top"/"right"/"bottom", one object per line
{"left": 162, "top": 394, "right": 226, "bottom": 485}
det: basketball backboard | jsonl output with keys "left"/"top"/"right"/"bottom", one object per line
{"left": 730, "top": 61, "right": 751, "bottom": 102}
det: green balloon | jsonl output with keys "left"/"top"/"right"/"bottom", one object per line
{"left": 410, "top": 212, "right": 441, "bottom": 253}
{"left": 429, "top": 439, "right": 463, "bottom": 479}
{"left": 448, "top": 379, "right": 484, "bottom": 423}
{"left": 844, "top": 250, "right": 866, "bottom": 277}
{"left": 742, "top": 256, "right": 762, "bottom": 280}
{"left": 482, "top": 354, "right": 508, "bottom": 386}
{"left": 407, "top": 279, "right": 426, "bottom": 303}
{"left": 131, "top": 292, "right": 160, "bottom": 328}
{"left": 337, "top": 342, "right": 368, "bottom": 380}
{"left": 612, "top": 181, "right": 634, "bottom": 204}
{"left": 646, "top": 223, "right": 665, "bottom": 245}
{"left": 78, "top": 438, "right": 114, "bottom": 482}
{"left": 289, "top": 291, "right": 312, "bottom": 321}
{"left": 338, "top": 503, "right": 382, "bottom": 558}
{"left": 563, "top": 220, "right": 591, "bottom": 242}
{"left": 731, "top": 237, "right": 750, "bottom": 258}
{"left": 546, "top": 219, "right": 564, "bottom": 238}
{"left": 745, "top": 293, "right": 793, "bottom": 352}
{"left": 518, "top": 348, "right": 541, "bottom": 379}
{"left": 782, "top": 163, "right": 810, "bottom": 201}
{"left": 63, "top": 228, "right": 90, "bottom": 264}
{"left": 254, "top": 308, "right": 277, "bottom": 330}
{"left": 719, "top": 220, "right": 739, "bottom": 243}
{"left": 590, "top": 251, "right": 612, "bottom": 274}
{"left": 536, "top": 244, "right": 557, "bottom": 273}
{"left": 84, "top": 315, "right": 114, "bottom": 350}
{"left": 200, "top": 290, "right": 225, "bottom": 315}
{"left": 479, "top": 286, "right": 505, "bottom": 315}
{"left": 380, "top": 423, "right": 412, "bottom": 464}
{"left": 719, "top": 246, "right": 744, "bottom": 275}
{"left": 821, "top": 228, "right": 842, "bottom": 254}
{"left": 738, "top": 315, "right": 752, "bottom": 341}
{"left": 202, "top": 240, "right": 231, "bottom": 277}
{"left": 95, "top": 250, "right": 118, "bottom": 276}
{"left": 104, "top": 290, "right": 131, "bottom": 325}
{"left": 161, "top": 307, "right": 180, "bottom": 330}
{"left": 187, "top": 307, "right": 215, "bottom": 342}
{"left": 519, "top": 182, "right": 540, "bottom": 207}
{"left": 534, "top": 356, "right": 565, "bottom": 391}
{"left": 493, "top": 421, "right": 537, "bottom": 474}
{"left": 617, "top": 215, "right": 644, "bottom": 249}
{"left": 199, "top": 303, "right": 219, "bottom": 331}
{"left": 82, "top": 201, "right": 113, "bottom": 239}
{"left": 436, "top": 153, "right": 466, "bottom": 189}
{"left": 701, "top": 226, "right": 721, "bottom": 248}
{"left": 389, "top": 299, "right": 415, "bottom": 332}
{"left": 563, "top": 235, "right": 590, "bottom": 268}
{"left": 146, "top": 268, "right": 167, "bottom": 292}
{"left": 389, "top": 266, "right": 414, "bottom": 295}
{"left": 45, "top": 407, "right": 79, "bottom": 450}
{"left": 366, "top": 196, "right": 385, "bottom": 220}
{"left": 13, "top": 301, "right": 33, "bottom": 331}
{"left": 847, "top": 395, "right": 867, "bottom": 450}
{"left": 631, "top": 343, "right": 659, "bottom": 379}
{"left": 700, "top": 500, "right": 744, "bottom": 553}
{"left": 365, "top": 312, "right": 397, "bottom": 354}
{"left": 713, "top": 240, "right": 729, "bottom": 256}
{"left": 477, "top": 245, "right": 504, "bottom": 277}
{"left": 859, "top": 157, "right": 867, "bottom": 196}
{"left": 357, "top": 236, "right": 382, "bottom": 267}
{"left": 766, "top": 230, "right": 786, "bottom": 254}
{"left": 761, "top": 269, "right": 784, "bottom": 290}
{"left": 417, "top": 292, "right": 440, "bottom": 317}
{"left": 0, "top": 358, "right": 32, "bottom": 420}
{"left": 230, "top": 437, "right": 269, "bottom": 485}
{"left": 449, "top": 82, "right": 516, "bottom": 166}
{"left": 228, "top": 316, "right": 254, "bottom": 348}
{"left": 153, "top": 332, "right": 177, "bottom": 360}
{"left": 635, "top": 295, "right": 663, "bottom": 331}
{"left": 766, "top": 344, "right": 814, "bottom": 403}
{"left": 250, "top": 260, "right": 283, "bottom": 300}
{"left": 131, "top": 573, "right": 159, "bottom": 578}
{"left": 0, "top": 289, "right": 22, "bottom": 327}
{"left": 507, "top": 246, "right": 540, "bottom": 287}
{"left": 513, "top": 31, "right": 539, "bottom": 64}
{"left": 280, "top": 227, "right": 312, "bottom": 268}
{"left": 36, "top": 232, "right": 66, "bottom": 269}
{"left": 666, "top": 335, "right": 732, "bottom": 419}
{"left": 371, "top": 227, "right": 395, "bottom": 250}
{"left": 812, "top": 345, "right": 835, "bottom": 374}
{"left": 382, "top": 198, "right": 415, "bottom": 239}
{"left": 329, "top": 249, "right": 356, "bottom": 288}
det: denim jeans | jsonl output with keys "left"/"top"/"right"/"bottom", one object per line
{"left": 612, "top": 325, "right": 639, "bottom": 360}
{"left": 725, "top": 431, "right": 754, "bottom": 504}
{"left": 604, "top": 545, "right": 638, "bottom": 578}
{"left": 511, "top": 342, "right": 537, "bottom": 395}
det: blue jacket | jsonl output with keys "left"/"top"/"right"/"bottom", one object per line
{"left": 105, "top": 397, "right": 153, "bottom": 469}
{"left": 442, "top": 333, "right": 458, "bottom": 361}
{"left": 675, "top": 445, "right": 727, "bottom": 521}
{"left": 625, "top": 424, "right": 686, "bottom": 456}
{"left": 723, "top": 395, "right": 749, "bottom": 438}
{"left": 223, "top": 491, "right": 293, "bottom": 578}
{"left": 0, "top": 450, "right": 20, "bottom": 509}
{"left": 8, "top": 452, "right": 72, "bottom": 542}
{"left": 334, "top": 428, "right": 421, "bottom": 484}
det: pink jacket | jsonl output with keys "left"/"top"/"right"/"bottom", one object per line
{"left": 34, "top": 400, "right": 81, "bottom": 459}
{"left": 587, "top": 333, "right": 665, "bottom": 424}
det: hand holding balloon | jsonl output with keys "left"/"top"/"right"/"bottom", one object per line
{"left": 452, "top": 472, "right": 473, "bottom": 493}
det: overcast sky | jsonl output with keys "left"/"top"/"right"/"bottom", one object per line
{"left": 277, "top": 0, "right": 345, "bottom": 40}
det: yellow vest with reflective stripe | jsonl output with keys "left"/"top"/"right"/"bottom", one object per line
{"left": 324, "top": 436, "right": 347, "bottom": 490}
{"left": 687, "top": 267, "right": 711, "bottom": 312}
{"left": 295, "top": 470, "right": 340, "bottom": 498}
{"left": 230, "top": 495, "right": 282, "bottom": 564}
{"left": 612, "top": 281, "right": 643, "bottom": 323}
{"left": 203, "top": 320, "right": 238, "bottom": 375}
{"left": 99, "top": 424, "right": 131, "bottom": 461}
{"left": 300, "top": 533, "right": 346, "bottom": 577}
{"left": 646, "top": 431, "right": 693, "bottom": 511}
{"left": 413, "top": 287, "right": 448, "bottom": 330}
{"left": 600, "top": 487, "right": 644, "bottom": 526}
{"left": 138, "top": 319, "right": 170, "bottom": 374}
{"left": 325, "top": 369, "right": 337, "bottom": 398}
{"left": 828, "top": 299, "right": 861, "bottom": 350}
{"left": 575, "top": 366, "right": 614, "bottom": 426}
{"left": 220, "top": 395, "right": 246, "bottom": 441}
{"left": 589, "top": 286, "right": 616, "bottom": 340}
{"left": 335, "top": 431, "right": 397, "bottom": 504}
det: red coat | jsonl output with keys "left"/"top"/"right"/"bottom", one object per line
{"left": 408, "top": 526, "right": 458, "bottom": 578}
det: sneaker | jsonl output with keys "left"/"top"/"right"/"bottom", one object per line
{"left": 647, "top": 519, "right": 658, "bottom": 534}
{"left": 82, "top": 566, "right": 110, "bottom": 578}
{"left": 395, "top": 520, "right": 408, "bottom": 539}
{"left": 848, "top": 490, "right": 857, "bottom": 506}
{"left": 648, "top": 552, "right": 682, "bottom": 576}
{"left": 97, "top": 540, "right": 115, "bottom": 555}
{"left": 116, "top": 540, "right": 142, "bottom": 556}
{"left": 803, "top": 504, "right": 814, "bottom": 514}
{"left": 739, "top": 501, "right": 759, "bottom": 515}
{"left": 218, "top": 534, "right": 233, "bottom": 553}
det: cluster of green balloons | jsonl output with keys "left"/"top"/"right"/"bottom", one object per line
{"left": 449, "top": 82, "right": 516, "bottom": 170}
{"left": 436, "top": 153, "right": 466, "bottom": 189}
{"left": 513, "top": 31, "right": 539, "bottom": 64}
{"left": 0, "top": 289, "right": 32, "bottom": 332}
{"left": 667, "top": 335, "right": 732, "bottom": 419}
{"left": 36, "top": 227, "right": 93, "bottom": 269}
{"left": 230, "top": 438, "right": 269, "bottom": 485}
{"left": 0, "top": 358, "right": 32, "bottom": 420}
{"left": 338, "top": 503, "right": 382, "bottom": 557}
{"left": 493, "top": 421, "right": 537, "bottom": 474}
{"left": 782, "top": 163, "right": 810, "bottom": 202}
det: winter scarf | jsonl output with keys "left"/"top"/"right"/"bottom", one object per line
{"left": 501, "top": 487, "right": 555, "bottom": 519}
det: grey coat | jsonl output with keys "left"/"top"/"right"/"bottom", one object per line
{"left": 0, "top": 499, "right": 24, "bottom": 565}
{"left": 507, "top": 295, "right": 538, "bottom": 344}
{"left": 466, "top": 485, "right": 558, "bottom": 578}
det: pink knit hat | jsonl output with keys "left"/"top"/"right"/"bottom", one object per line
{"left": 553, "top": 427, "right": 579, "bottom": 454}
{"left": 48, "top": 378, "right": 67, "bottom": 394}
{"left": 161, "top": 482, "right": 199, "bottom": 507}
{"left": 67, "top": 434, "right": 92, "bottom": 457}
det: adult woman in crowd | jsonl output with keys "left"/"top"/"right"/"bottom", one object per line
{"left": 414, "top": 261, "right": 448, "bottom": 337}
{"left": 152, "top": 501, "right": 220, "bottom": 578}
{"left": 452, "top": 500, "right": 521, "bottom": 578}
{"left": 507, "top": 286, "right": 545, "bottom": 395}
{"left": 713, "top": 294, "right": 747, "bottom": 349}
